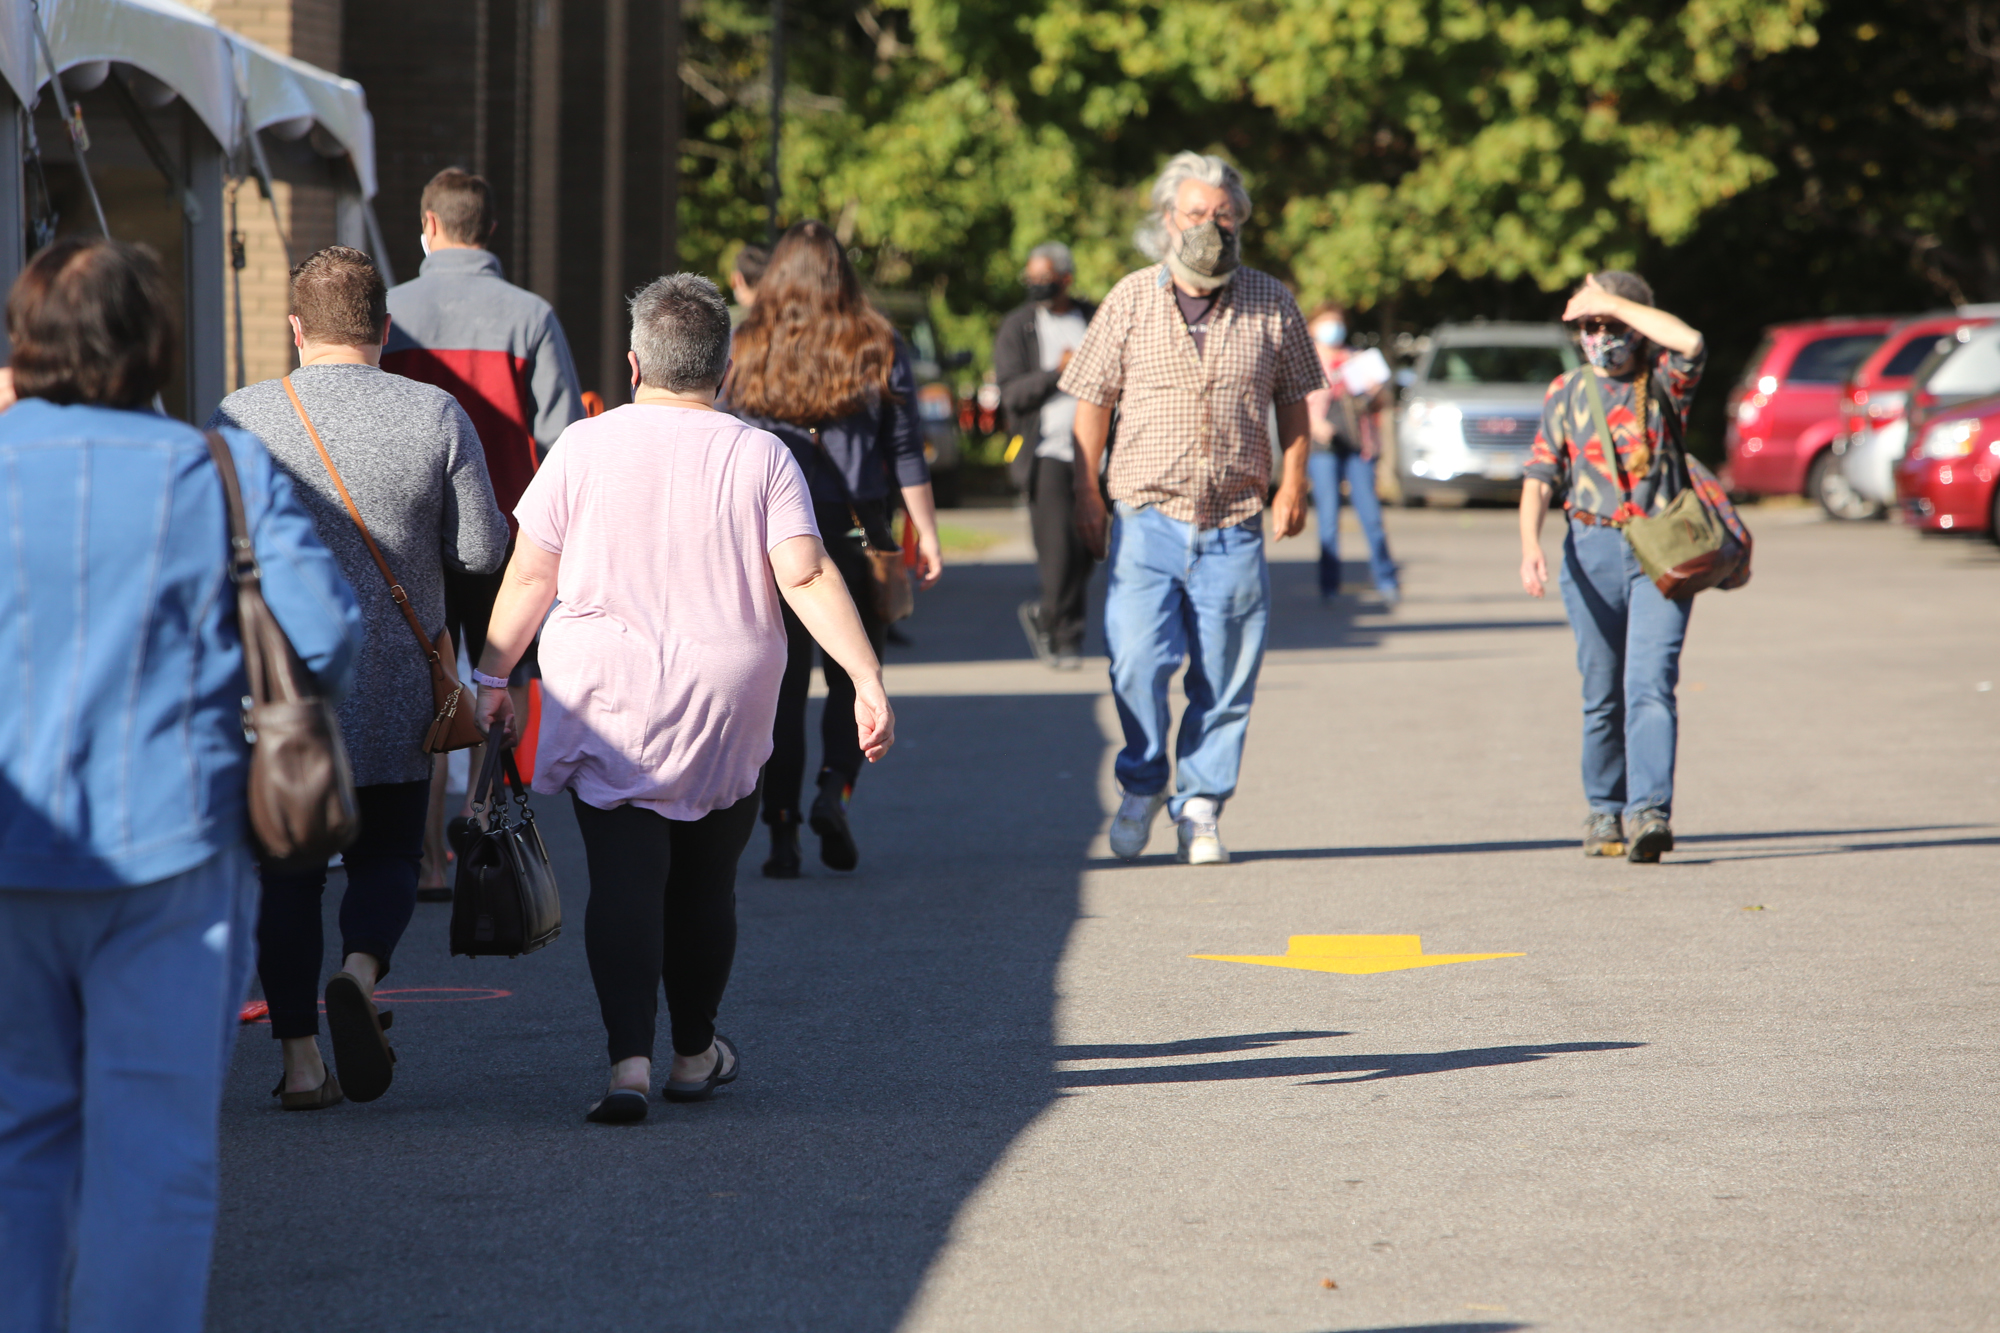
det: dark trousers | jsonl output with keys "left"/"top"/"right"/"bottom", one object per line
{"left": 1030, "top": 455, "right": 1095, "bottom": 652}
{"left": 444, "top": 537, "right": 534, "bottom": 684}
{"left": 572, "top": 789, "right": 760, "bottom": 1063}
{"left": 765, "top": 514, "right": 885, "bottom": 825}
{"left": 256, "top": 780, "right": 428, "bottom": 1039}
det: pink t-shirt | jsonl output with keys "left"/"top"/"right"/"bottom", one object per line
{"left": 514, "top": 403, "right": 819, "bottom": 819}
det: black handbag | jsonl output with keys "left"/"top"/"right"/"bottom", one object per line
{"left": 448, "top": 743, "right": 562, "bottom": 958}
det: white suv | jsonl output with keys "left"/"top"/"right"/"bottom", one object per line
{"left": 1395, "top": 321, "right": 1576, "bottom": 505}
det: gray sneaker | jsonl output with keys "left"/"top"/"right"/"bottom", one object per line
{"left": 1583, "top": 811, "right": 1625, "bottom": 858}
{"left": 1626, "top": 809, "right": 1674, "bottom": 863}
{"left": 1017, "top": 600, "right": 1059, "bottom": 668}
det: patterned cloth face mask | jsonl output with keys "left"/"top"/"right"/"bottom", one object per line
{"left": 1580, "top": 323, "right": 1637, "bottom": 373}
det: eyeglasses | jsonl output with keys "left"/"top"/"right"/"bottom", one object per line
{"left": 1175, "top": 204, "right": 1238, "bottom": 227}
{"left": 1577, "top": 318, "right": 1629, "bottom": 336}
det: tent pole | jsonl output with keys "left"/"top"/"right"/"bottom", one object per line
{"left": 28, "top": 0, "right": 110, "bottom": 237}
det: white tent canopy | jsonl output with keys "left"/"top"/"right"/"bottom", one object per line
{"left": 0, "top": 0, "right": 376, "bottom": 197}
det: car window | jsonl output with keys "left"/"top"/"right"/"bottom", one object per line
{"left": 1424, "top": 345, "right": 1573, "bottom": 385}
{"left": 1786, "top": 334, "right": 1882, "bottom": 383}
{"left": 1925, "top": 329, "right": 2000, "bottom": 396}
{"left": 1881, "top": 334, "right": 1953, "bottom": 378}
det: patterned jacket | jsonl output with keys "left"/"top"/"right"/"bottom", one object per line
{"left": 1058, "top": 264, "right": 1324, "bottom": 529}
{"left": 1524, "top": 345, "right": 1706, "bottom": 522}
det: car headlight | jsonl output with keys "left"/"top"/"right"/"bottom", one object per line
{"left": 1919, "top": 418, "right": 1981, "bottom": 459}
{"left": 1404, "top": 400, "right": 1463, "bottom": 445}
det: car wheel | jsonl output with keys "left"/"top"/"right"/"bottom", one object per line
{"left": 1810, "top": 449, "right": 1883, "bottom": 522}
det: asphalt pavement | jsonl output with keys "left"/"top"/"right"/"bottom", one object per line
{"left": 209, "top": 501, "right": 2000, "bottom": 1333}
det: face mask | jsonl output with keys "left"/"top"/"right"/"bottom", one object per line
{"left": 1176, "top": 219, "right": 1241, "bottom": 280}
{"left": 1025, "top": 280, "right": 1062, "bottom": 304}
{"left": 1314, "top": 321, "right": 1346, "bottom": 348}
{"left": 420, "top": 232, "right": 431, "bottom": 257}
{"left": 1580, "top": 326, "right": 1636, "bottom": 372}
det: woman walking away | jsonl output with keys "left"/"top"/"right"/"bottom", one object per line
{"left": 1304, "top": 301, "right": 1399, "bottom": 605}
{"left": 1520, "top": 271, "right": 1706, "bottom": 863}
{"left": 210, "top": 246, "right": 509, "bottom": 1109}
{"left": 0, "top": 240, "right": 361, "bottom": 1332}
{"left": 474, "top": 274, "right": 892, "bottom": 1122}
{"left": 719, "top": 220, "right": 943, "bottom": 877}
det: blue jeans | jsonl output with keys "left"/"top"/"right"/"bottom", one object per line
{"left": 0, "top": 845, "right": 258, "bottom": 1333}
{"left": 1105, "top": 502, "right": 1270, "bottom": 817}
{"left": 1306, "top": 449, "right": 1398, "bottom": 596}
{"left": 1559, "top": 520, "right": 1693, "bottom": 818}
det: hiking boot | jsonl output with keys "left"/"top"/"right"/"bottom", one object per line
{"left": 1109, "top": 789, "right": 1167, "bottom": 860}
{"left": 1582, "top": 811, "right": 1625, "bottom": 858}
{"left": 1175, "top": 797, "right": 1230, "bottom": 866}
{"left": 810, "top": 778, "right": 859, "bottom": 872}
{"left": 1626, "top": 809, "right": 1674, "bottom": 863}
{"left": 761, "top": 815, "right": 801, "bottom": 879}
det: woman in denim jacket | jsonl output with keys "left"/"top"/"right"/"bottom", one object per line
{"left": 0, "top": 240, "right": 362, "bottom": 1333}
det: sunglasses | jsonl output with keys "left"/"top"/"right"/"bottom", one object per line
{"left": 1577, "top": 318, "right": 1630, "bottom": 336}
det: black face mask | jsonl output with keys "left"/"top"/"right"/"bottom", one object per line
{"left": 1026, "top": 281, "right": 1062, "bottom": 304}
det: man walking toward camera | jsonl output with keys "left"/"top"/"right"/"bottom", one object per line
{"left": 1060, "top": 152, "right": 1324, "bottom": 865}
{"left": 996, "top": 241, "right": 1097, "bottom": 670}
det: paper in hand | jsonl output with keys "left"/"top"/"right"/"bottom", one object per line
{"left": 1339, "top": 348, "right": 1392, "bottom": 397}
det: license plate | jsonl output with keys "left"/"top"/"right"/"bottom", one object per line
{"left": 1483, "top": 456, "right": 1522, "bottom": 480}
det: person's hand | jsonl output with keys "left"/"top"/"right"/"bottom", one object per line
{"left": 1270, "top": 479, "right": 1310, "bottom": 540}
{"left": 0, "top": 368, "right": 15, "bottom": 414}
{"left": 854, "top": 677, "right": 895, "bottom": 762}
{"left": 1074, "top": 484, "right": 1109, "bottom": 561}
{"left": 1561, "top": 273, "right": 1622, "bottom": 324}
{"left": 475, "top": 684, "right": 517, "bottom": 745}
{"left": 1521, "top": 547, "right": 1549, "bottom": 599}
{"left": 913, "top": 529, "right": 944, "bottom": 590}
{"left": 1059, "top": 348, "right": 1074, "bottom": 371}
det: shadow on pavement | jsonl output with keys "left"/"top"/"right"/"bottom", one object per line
{"left": 210, "top": 691, "right": 1104, "bottom": 1333}
{"left": 1056, "top": 1030, "right": 1349, "bottom": 1059}
{"left": 1087, "top": 824, "right": 1990, "bottom": 867}
{"left": 1140, "top": 1324, "right": 1529, "bottom": 1332}
{"left": 1062, "top": 1042, "right": 1644, "bottom": 1088}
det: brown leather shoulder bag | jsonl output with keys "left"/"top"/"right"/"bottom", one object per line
{"left": 205, "top": 431, "right": 359, "bottom": 865}
{"left": 283, "top": 376, "right": 486, "bottom": 752}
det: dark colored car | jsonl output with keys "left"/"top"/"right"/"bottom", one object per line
{"left": 1894, "top": 393, "right": 2000, "bottom": 537}
{"left": 1722, "top": 318, "right": 1892, "bottom": 514}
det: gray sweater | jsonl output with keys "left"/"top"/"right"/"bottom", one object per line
{"left": 210, "top": 364, "right": 509, "bottom": 785}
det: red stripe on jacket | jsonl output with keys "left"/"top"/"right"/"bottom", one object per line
{"left": 382, "top": 347, "right": 537, "bottom": 531}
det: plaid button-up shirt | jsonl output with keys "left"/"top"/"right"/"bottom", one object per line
{"left": 1058, "top": 264, "right": 1325, "bottom": 529}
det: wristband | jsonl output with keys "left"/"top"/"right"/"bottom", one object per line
{"left": 471, "top": 667, "right": 511, "bottom": 689}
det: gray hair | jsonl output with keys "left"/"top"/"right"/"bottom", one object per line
{"left": 1027, "top": 242, "right": 1075, "bottom": 276}
{"left": 628, "top": 273, "right": 731, "bottom": 391}
{"left": 1135, "top": 152, "right": 1253, "bottom": 259}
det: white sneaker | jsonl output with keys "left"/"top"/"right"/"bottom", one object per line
{"left": 1109, "top": 790, "right": 1168, "bottom": 860}
{"left": 1175, "top": 797, "right": 1229, "bottom": 865}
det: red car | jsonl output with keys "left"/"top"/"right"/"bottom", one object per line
{"left": 1894, "top": 394, "right": 2000, "bottom": 537}
{"left": 1826, "top": 313, "right": 1995, "bottom": 517}
{"left": 1724, "top": 318, "right": 1893, "bottom": 510}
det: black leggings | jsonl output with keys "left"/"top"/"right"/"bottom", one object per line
{"left": 257, "top": 780, "right": 428, "bottom": 1040}
{"left": 572, "top": 788, "right": 760, "bottom": 1064}
{"left": 765, "top": 516, "right": 885, "bottom": 825}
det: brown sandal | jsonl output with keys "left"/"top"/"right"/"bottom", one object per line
{"left": 272, "top": 1071, "right": 344, "bottom": 1111}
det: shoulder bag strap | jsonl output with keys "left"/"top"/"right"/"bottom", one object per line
{"left": 283, "top": 375, "right": 441, "bottom": 665}
{"left": 204, "top": 430, "right": 270, "bottom": 703}
{"left": 1579, "top": 367, "right": 1638, "bottom": 505}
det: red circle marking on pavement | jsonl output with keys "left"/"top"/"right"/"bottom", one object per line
{"left": 240, "top": 987, "right": 511, "bottom": 1023}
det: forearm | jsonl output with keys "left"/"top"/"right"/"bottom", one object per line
{"left": 900, "top": 481, "right": 940, "bottom": 549}
{"left": 1276, "top": 401, "right": 1312, "bottom": 488}
{"left": 1606, "top": 296, "right": 1702, "bottom": 358}
{"left": 1520, "top": 478, "right": 1552, "bottom": 550}
{"left": 1073, "top": 399, "right": 1113, "bottom": 489}
{"left": 780, "top": 555, "right": 883, "bottom": 686}
{"left": 477, "top": 549, "right": 559, "bottom": 678}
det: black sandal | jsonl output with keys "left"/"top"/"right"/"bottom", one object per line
{"left": 585, "top": 1088, "right": 650, "bottom": 1124}
{"left": 324, "top": 971, "right": 396, "bottom": 1104}
{"left": 662, "top": 1035, "right": 739, "bottom": 1103}
{"left": 272, "top": 1071, "right": 344, "bottom": 1111}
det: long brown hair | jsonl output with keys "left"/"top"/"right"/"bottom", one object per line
{"left": 725, "top": 220, "right": 898, "bottom": 424}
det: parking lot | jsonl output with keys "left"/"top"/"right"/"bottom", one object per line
{"left": 210, "top": 502, "right": 2000, "bottom": 1333}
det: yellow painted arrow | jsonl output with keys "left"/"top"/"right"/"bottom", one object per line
{"left": 1191, "top": 934, "right": 1523, "bottom": 975}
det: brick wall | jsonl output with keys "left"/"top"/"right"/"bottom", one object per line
{"left": 187, "top": 0, "right": 345, "bottom": 390}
